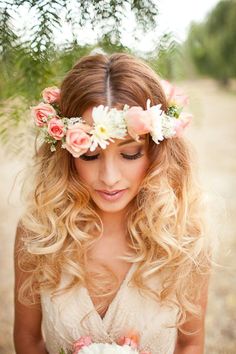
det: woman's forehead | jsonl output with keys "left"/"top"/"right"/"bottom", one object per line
{"left": 82, "top": 107, "right": 94, "bottom": 124}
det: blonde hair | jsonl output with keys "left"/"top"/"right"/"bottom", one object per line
{"left": 18, "top": 53, "right": 211, "bottom": 330}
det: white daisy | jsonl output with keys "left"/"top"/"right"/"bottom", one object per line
{"left": 89, "top": 134, "right": 111, "bottom": 151}
{"left": 89, "top": 105, "right": 114, "bottom": 149}
{"left": 90, "top": 105, "right": 128, "bottom": 150}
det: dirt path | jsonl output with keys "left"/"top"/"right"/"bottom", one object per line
{"left": 183, "top": 79, "right": 236, "bottom": 352}
{"left": 0, "top": 79, "right": 235, "bottom": 353}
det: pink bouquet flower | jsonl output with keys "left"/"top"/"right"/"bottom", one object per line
{"left": 125, "top": 106, "right": 153, "bottom": 141}
{"left": 31, "top": 102, "right": 57, "bottom": 127}
{"left": 174, "top": 112, "right": 192, "bottom": 137}
{"left": 42, "top": 86, "right": 61, "bottom": 104}
{"left": 160, "top": 79, "right": 189, "bottom": 107}
{"left": 48, "top": 117, "right": 66, "bottom": 140}
{"left": 59, "top": 332, "right": 151, "bottom": 354}
{"left": 64, "top": 126, "right": 92, "bottom": 158}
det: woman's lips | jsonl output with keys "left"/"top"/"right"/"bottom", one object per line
{"left": 96, "top": 189, "right": 127, "bottom": 201}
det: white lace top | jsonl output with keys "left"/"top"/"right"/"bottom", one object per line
{"left": 41, "top": 263, "right": 178, "bottom": 354}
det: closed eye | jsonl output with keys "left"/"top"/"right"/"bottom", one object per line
{"left": 121, "top": 152, "right": 143, "bottom": 160}
{"left": 79, "top": 154, "right": 99, "bottom": 161}
{"left": 79, "top": 151, "right": 143, "bottom": 161}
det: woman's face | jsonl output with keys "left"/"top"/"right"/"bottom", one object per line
{"left": 74, "top": 107, "right": 150, "bottom": 216}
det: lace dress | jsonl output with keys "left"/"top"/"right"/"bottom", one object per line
{"left": 41, "top": 263, "right": 178, "bottom": 354}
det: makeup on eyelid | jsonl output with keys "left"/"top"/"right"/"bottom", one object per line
{"left": 79, "top": 140, "right": 145, "bottom": 160}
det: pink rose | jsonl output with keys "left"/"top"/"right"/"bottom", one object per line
{"left": 125, "top": 106, "right": 153, "bottom": 141}
{"left": 160, "top": 79, "right": 188, "bottom": 107}
{"left": 117, "top": 332, "right": 139, "bottom": 349}
{"left": 122, "top": 336, "right": 139, "bottom": 349}
{"left": 64, "top": 127, "right": 91, "bottom": 157}
{"left": 47, "top": 117, "right": 65, "bottom": 140}
{"left": 73, "top": 336, "right": 92, "bottom": 354}
{"left": 42, "top": 86, "right": 60, "bottom": 104}
{"left": 31, "top": 102, "right": 56, "bottom": 127}
{"left": 174, "top": 112, "right": 192, "bottom": 137}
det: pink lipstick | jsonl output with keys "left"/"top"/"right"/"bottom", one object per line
{"left": 96, "top": 189, "right": 127, "bottom": 201}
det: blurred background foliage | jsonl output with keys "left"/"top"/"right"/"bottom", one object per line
{"left": 0, "top": 0, "right": 236, "bottom": 140}
{"left": 186, "top": 0, "right": 236, "bottom": 84}
{"left": 0, "top": 0, "right": 160, "bottom": 101}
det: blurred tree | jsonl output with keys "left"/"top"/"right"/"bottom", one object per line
{"left": 0, "top": 0, "right": 161, "bottom": 148}
{"left": 0, "top": 5, "right": 19, "bottom": 97}
{"left": 53, "top": 34, "right": 131, "bottom": 80}
{"left": 0, "top": 0, "right": 158, "bottom": 99}
{"left": 186, "top": 0, "right": 236, "bottom": 84}
{"left": 148, "top": 32, "right": 182, "bottom": 81}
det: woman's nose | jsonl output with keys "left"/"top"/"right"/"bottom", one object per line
{"left": 99, "top": 156, "right": 122, "bottom": 187}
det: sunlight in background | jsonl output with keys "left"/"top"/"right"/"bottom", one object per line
{"left": 157, "top": 0, "right": 220, "bottom": 41}
{"left": 12, "top": 0, "right": 220, "bottom": 53}
{"left": 120, "top": 0, "right": 221, "bottom": 52}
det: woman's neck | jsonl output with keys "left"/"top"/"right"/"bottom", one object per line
{"left": 97, "top": 209, "right": 128, "bottom": 239}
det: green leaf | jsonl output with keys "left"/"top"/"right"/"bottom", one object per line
{"left": 59, "top": 349, "right": 66, "bottom": 354}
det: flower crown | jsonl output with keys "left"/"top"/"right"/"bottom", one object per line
{"left": 31, "top": 80, "right": 192, "bottom": 158}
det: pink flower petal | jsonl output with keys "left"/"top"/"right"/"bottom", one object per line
{"left": 125, "top": 106, "right": 152, "bottom": 140}
{"left": 42, "top": 86, "right": 60, "bottom": 104}
{"left": 160, "top": 79, "right": 189, "bottom": 107}
{"left": 31, "top": 103, "right": 57, "bottom": 127}
{"left": 72, "top": 336, "right": 93, "bottom": 354}
{"left": 47, "top": 117, "right": 65, "bottom": 140}
{"left": 64, "top": 127, "right": 91, "bottom": 157}
{"left": 174, "top": 112, "right": 192, "bottom": 137}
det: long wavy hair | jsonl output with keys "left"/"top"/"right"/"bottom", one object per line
{"left": 18, "top": 52, "right": 211, "bottom": 330}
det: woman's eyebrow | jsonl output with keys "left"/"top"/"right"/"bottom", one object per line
{"left": 118, "top": 137, "right": 145, "bottom": 146}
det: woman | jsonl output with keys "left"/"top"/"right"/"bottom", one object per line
{"left": 14, "top": 52, "right": 211, "bottom": 354}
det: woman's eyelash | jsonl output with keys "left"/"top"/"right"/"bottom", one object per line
{"left": 79, "top": 154, "right": 99, "bottom": 161}
{"left": 79, "top": 151, "right": 143, "bottom": 161}
{"left": 121, "top": 152, "right": 143, "bottom": 160}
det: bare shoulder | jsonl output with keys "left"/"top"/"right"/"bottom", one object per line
{"left": 14, "top": 220, "right": 42, "bottom": 342}
{"left": 174, "top": 276, "right": 210, "bottom": 353}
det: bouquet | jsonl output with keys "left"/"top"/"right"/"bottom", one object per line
{"left": 59, "top": 332, "right": 151, "bottom": 354}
